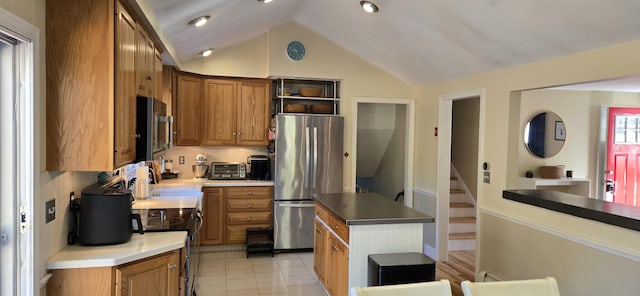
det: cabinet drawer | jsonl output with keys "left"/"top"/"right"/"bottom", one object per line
{"left": 329, "top": 215, "right": 349, "bottom": 244}
{"left": 226, "top": 224, "right": 271, "bottom": 243}
{"left": 227, "top": 212, "right": 272, "bottom": 225}
{"left": 227, "top": 198, "right": 272, "bottom": 212}
{"left": 315, "top": 203, "right": 330, "bottom": 223}
{"left": 226, "top": 186, "right": 272, "bottom": 199}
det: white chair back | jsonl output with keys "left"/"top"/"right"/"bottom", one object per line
{"left": 350, "top": 280, "right": 452, "bottom": 296}
{"left": 461, "top": 277, "right": 560, "bottom": 296}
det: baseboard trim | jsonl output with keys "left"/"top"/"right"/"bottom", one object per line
{"left": 481, "top": 208, "right": 640, "bottom": 263}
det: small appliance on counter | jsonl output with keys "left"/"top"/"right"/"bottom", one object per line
{"left": 69, "top": 181, "right": 144, "bottom": 246}
{"left": 192, "top": 153, "right": 209, "bottom": 180}
{"left": 247, "top": 155, "right": 270, "bottom": 180}
{"left": 209, "top": 162, "right": 246, "bottom": 180}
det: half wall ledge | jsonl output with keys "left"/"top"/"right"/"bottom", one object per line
{"left": 502, "top": 190, "right": 640, "bottom": 232}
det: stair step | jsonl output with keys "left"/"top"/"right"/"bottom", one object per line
{"left": 450, "top": 177, "right": 458, "bottom": 181}
{"left": 450, "top": 202, "right": 474, "bottom": 208}
{"left": 450, "top": 216, "right": 476, "bottom": 223}
{"left": 449, "top": 232, "right": 476, "bottom": 240}
{"left": 450, "top": 188, "right": 465, "bottom": 194}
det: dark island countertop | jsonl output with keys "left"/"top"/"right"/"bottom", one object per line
{"left": 313, "top": 192, "right": 434, "bottom": 225}
{"left": 503, "top": 190, "right": 640, "bottom": 232}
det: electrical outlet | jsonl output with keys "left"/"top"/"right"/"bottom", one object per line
{"left": 45, "top": 198, "right": 56, "bottom": 223}
{"left": 483, "top": 171, "right": 491, "bottom": 184}
{"left": 179, "top": 156, "right": 185, "bottom": 164}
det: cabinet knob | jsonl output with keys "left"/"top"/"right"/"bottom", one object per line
{"left": 232, "top": 132, "right": 237, "bottom": 136}
{"left": 247, "top": 217, "right": 251, "bottom": 221}
{"left": 247, "top": 204, "right": 253, "bottom": 208}
{"left": 134, "top": 134, "right": 141, "bottom": 139}
{"left": 169, "top": 264, "right": 177, "bottom": 270}
{"left": 248, "top": 191, "right": 253, "bottom": 195}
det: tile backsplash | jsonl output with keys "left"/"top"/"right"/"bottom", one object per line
{"left": 161, "top": 146, "right": 269, "bottom": 179}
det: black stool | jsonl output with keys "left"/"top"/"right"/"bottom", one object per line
{"left": 246, "top": 227, "right": 274, "bottom": 258}
{"left": 368, "top": 252, "right": 436, "bottom": 286}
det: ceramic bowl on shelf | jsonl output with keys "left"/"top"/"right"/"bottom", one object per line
{"left": 299, "top": 88, "right": 322, "bottom": 97}
{"left": 310, "top": 104, "right": 333, "bottom": 114}
{"left": 284, "top": 103, "right": 307, "bottom": 113}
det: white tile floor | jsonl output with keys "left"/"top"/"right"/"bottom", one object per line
{"left": 195, "top": 251, "right": 326, "bottom": 296}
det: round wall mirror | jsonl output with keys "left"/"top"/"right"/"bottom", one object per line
{"left": 523, "top": 111, "right": 565, "bottom": 158}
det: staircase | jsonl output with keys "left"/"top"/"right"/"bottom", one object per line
{"left": 449, "top": 177, "right": 476, "bottom": 251}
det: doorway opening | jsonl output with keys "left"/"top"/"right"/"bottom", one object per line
{"left": 351, "top": 97, "right": 415, "bottom": 206}
{"left": 1, "top": 8, "right": 37, "bottom": 296}
{"left": 437, "top": 89, "right": 485, "bottom": 264}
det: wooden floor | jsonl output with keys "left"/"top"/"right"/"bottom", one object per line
{"left": 436, "top": 250, "right": 476, "bottom": 296}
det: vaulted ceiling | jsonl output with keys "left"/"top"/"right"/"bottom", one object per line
{"left": 139, "top": 0, "right": 640, "bottom": 85}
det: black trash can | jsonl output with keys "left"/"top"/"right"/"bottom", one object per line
{"left": 368, "top": 252, "right": 436, "bottom": 286}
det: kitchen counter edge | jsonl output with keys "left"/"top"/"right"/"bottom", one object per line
{"left": 313, "top": 192, "right": 434, "bottom": 225}
{"left": 47, "top": 232, "right": 188, "bottom": 270}
{"left": 154, "top": 179, "right": 274, "bottom": 189}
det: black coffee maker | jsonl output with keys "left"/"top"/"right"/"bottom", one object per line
{"left": 247, "top": 155, "right": 270, "bottom": 180}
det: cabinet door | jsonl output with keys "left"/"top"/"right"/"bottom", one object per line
{"left": 201, "top": 188, "right": 225, "bottom": 245}
{"left": 116, "top": 250, "right": 180, "bottom": 296}
{"left": 330, "top": 235, "right": 349, "bottom": 296}
{"left": 313, "top": 220, "right": 327, "bottom": 285}
{"left": 175, "top": 74, "right": 203, "bottom": 145}
{"left": 202, "top": 79, "right": 238, "bottom": 146}
{"left": 237, "top": 80, "right": 270, "bottom": 146}
{"left": 135, "top": 25, "right": 151, "bottom": 96}
{"left": 114, "top": 3, "right": 137, "bottom": 167}
{"left": 154, "top": 49, "right": 163, "bottom": 100}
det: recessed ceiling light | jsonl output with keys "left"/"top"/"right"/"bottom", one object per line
{"left": 360, "top": 1, "right": 379, "bottom": 13}
{"left": 201, "top": 49, "right": 213, "bottom": 57}
{"left": 188, "top": 15, "right": 210, "bottom": 27}
{"left": 258, "top": 0, "right": 273, "bottom": 3}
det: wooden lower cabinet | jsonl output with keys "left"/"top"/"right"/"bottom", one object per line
{"left": 330, "top": 234, "right": 349, "bottom": 296}
{"left": 47, "top": 249, "right": 181, "bottom": 296}
{"left": 200, "top": 186, "right": 273, "bottom": 246}
{"left": 314, "top": 204, "right": 349, "bottom": 296}
{"left": 201, "top": 187, "right": 225, "bottom": 245}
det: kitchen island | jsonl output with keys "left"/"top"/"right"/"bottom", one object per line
{"left": 313, "top": 192, "right": 434, "bottom": 295}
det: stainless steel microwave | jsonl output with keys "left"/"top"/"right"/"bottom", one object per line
{"left": 136, "top": 96, "right": 173, "bottom": 161}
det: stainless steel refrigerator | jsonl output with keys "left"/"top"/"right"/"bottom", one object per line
{"left": 273, "top": 114, "right": 344, "bottom": 250}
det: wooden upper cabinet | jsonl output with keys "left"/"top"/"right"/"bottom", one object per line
{"left": 200, "top": 78, "right": 270, "bottom": 146}
{"left": 202, "top": 79, "right": 238, "bottom": 146}
{"left": 46, "top": 0, "right": 116, "bottom": 171}
{"left": 135, "top": 24, "right": 154, "bottom": 97}
{"left": 46, "top": 0, "right": 163, "bottom": 171}
{"left": 237, "top": 80, "right": 270, "bottom": 146}
{"left": 114, "top": 3, "right": 137, "bottom": 168}
{"left": 175, "top": 74, "right": 203, "bottom": 145}
{"left": 154, "top": 50, "right": 163, "bottom": 101}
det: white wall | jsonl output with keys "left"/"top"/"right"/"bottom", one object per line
{"left": 416, "top": 41, "right": 640, "bottom": 295}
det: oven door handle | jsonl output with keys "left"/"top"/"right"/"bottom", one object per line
{"left": 195, "top": 210, "right": 204, "bottom": 233}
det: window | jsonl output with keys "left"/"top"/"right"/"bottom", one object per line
{"left": 614, "top": 115, "right": 640, "bottom": 144}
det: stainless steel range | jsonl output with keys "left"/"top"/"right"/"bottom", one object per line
{"left": 133, "top": 207, "right": 203, "bottom": 296}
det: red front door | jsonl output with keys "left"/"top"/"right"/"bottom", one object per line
{"left": 607, "top": 107, "right": 640, "bottom": 206}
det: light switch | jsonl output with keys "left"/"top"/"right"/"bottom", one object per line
{"left": 483, "top": 171, "right": 490, "bottom": 184}
{"left": 45, "top": 199, "right": 55, "bottom": 223}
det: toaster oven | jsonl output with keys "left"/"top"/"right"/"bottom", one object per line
{"left": 209, "top": 162, "right": 246, "bottom": 180}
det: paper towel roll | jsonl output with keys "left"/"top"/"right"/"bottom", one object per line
{"left": 135, "top": 166, "right": 149, "bottom": 199}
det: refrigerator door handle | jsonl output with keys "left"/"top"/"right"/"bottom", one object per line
{"left": 313, "top": 127, "right": 318, "bottom": 189}
{"left": 305, "top": 126, "right": 310, "bottom": 189}
{"left": 277, "top": 203, "right": 316, "bottom": 208}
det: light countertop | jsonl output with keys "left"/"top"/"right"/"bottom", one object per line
{"left": 314, "top": 192, "right": 434, "bottom": 225}
{"left": 47, "top": 232, "right": 187, "bottom": 269}
{"left": 154, "top": 178, "right": 273, "bottom": 188}
{"left": 132, "top": 195, "right": 201, "bottom": 210}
